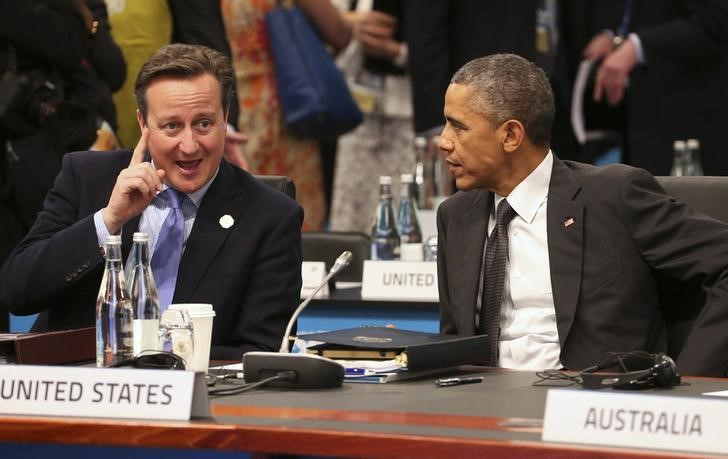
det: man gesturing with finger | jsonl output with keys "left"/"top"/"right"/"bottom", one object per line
{"left": 0, "top": 44, "right": 304, "bottom": 361}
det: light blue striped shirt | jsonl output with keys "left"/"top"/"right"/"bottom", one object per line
{"left": 94, "top": 167, "right": 219, "bottom": 257}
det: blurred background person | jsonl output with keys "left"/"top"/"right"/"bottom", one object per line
{"left": 584, "top": 0, "right": 728, "bottom": 175}
{"left": 329, "top": 0, "right": 415, "bottom": 233}
{"left": 1, "top": 0, "right": 124, "bottom": 266}
{"left": 404, "top": 0, "right": 580, "bottom": 167}
{"left": 105, "top": 0, "right": 172, "bottom": 150}
{"left": 220, "top": 0, "right": 351, "bottom": 230}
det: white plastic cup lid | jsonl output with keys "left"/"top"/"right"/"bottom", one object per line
{"left": 169, "top": 303, "right": 216, "bottom": 317}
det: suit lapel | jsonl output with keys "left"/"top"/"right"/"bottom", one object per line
{"left": 547, "top": 159, "right": 584, "bottom": 348}
{"left": 456, "top": 189, "right": 490, "bottom": 335}
{"left": 173, "top": 162, "right": 246, "bottom": 301}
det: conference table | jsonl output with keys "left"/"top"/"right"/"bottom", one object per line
{"left": 2, "top": 367, "right": 727, "bottom": 458}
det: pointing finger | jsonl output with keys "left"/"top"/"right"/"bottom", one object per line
{"left": 130, "top": 126, "right": 149, "bottom": 166}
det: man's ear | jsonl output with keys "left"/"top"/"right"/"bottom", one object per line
{"left": 501, "top": 119, "right": 525, "bottom": 153}
{"left": 136, "top": 109, "right": 146, "bottom": 130}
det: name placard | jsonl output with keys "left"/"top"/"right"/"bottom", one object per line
{"left": 542, "top": 388, "right": 728, "bottom": 455}
{"left": 361, "top": 260, "right": 439, "bottom": 301}
{"left": 0, "top": 365, "right": 203, "bottom": 421}
{"left": 301, "top": 261, "right": 329, "bottom": 299}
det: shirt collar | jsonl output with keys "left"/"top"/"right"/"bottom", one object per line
{"left": 494, "top": 151, "right": 553, "bottom": 224}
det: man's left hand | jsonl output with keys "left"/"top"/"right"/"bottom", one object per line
{"left": 594, "top": 39, "right": 638, "bottom": 106}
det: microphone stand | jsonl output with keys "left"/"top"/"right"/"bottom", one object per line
{"left": 242, "top": 251, "right": 352, "bottom": 388}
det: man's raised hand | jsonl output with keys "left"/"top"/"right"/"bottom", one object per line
{"left": 101, "top": 128, "right": 165, "bottom": 234}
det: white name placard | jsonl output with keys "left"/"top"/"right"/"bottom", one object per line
{"left": 0, "top": 365, "right": 199, "bottom": 421}
{"left": 542, "top": 389, "right": 728, "bottom": 455}
{"left": 361, "top": 260, "right": 439, "bottom": 301}
{"left": 301, "top": 261, "right": 329, "bottom": 299}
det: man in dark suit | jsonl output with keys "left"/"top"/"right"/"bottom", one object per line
{"left": 0, "top": 44, "right": 303, "bottom": 361}
{"left": 436, "top": 53, "right": 728, "bottom": 377}
{"left": 586, "top": 0, "right": 728, "bottom": 175}
{"left": 404, "top": 0, "right": 579, "bottom": 160}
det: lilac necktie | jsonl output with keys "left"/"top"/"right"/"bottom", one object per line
{"left": 480, "top": 198, "right": 517, "bottom": 366}
{"left": 151, "top": 188, "right": 185, "bottom": 311}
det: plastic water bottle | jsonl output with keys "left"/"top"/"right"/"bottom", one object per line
{"left": 670, "top": 140, "right": 687, "bottom": 176}
{"left": 413, "top": 136, "right": 430, "bottom": 209}
{"left": 397, "top": 174, "right": 423, "bottom": 261}
{"left": 96, "top": 235, "right": 134, "bottom": 367}
{"left": 685, "top": 138, "right": 704, "bottom": 176}
{"left": 371, "top": 176, "right": 400, "bottom": 260}
{"left": 127, "top": 232, "right": 161, "bottom": 355}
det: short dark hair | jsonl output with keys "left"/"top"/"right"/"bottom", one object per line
{"left": 451, "top": 53, "right": 554, "bottom": 147}
{"left": 134, "top": 43, "right": 235, "bottom": 120}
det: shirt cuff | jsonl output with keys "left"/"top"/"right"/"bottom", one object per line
{"left": 628, "top": 33, "right": 645, "bottom": 64}
{"left": 94, "top": 210, "right": 113, "bottom": 247}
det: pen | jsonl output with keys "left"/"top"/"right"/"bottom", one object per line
{"left": 434, "top": 376, "right": 484, "bottom": 387}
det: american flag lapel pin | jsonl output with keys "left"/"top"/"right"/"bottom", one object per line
{"left": 564, "top": 217, "right": 575, "bottom": 228}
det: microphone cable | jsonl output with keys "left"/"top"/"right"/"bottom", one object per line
{"left": 207, "top": 370, "right": 297, "bottom": 396}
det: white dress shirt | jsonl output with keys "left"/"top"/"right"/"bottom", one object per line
{"left": 482, "top": 152, "right": 561, "bottom": 370}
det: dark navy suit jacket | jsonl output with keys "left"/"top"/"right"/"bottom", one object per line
{"left": 0, "top": 150, "right": 303, "bottom": 360}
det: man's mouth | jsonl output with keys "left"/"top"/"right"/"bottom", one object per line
{"left": 177, "top": 159, "right": 202, "bottom": 171}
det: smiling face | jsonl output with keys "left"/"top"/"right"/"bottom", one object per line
{"left": 439, "top": 83, "right": 509, "bottom": 192}
{"left": 137, "top": 73, "right": 226, "bottom": 194}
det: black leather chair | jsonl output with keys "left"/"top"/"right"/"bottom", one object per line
{"left": 302, "top": 231, "right": 370, "bottom": 283}
{"left": 254, "top": 175, "right": 296, "bottom": 200}
{"left": 655, "top": 176, "right": 728, "bottom": 358}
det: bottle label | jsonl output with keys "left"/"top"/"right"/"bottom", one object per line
{"left": 400, "top": 243, "right": 424, "bottom": 261}
{"left": 133, "top": 319, "right": 161, "bottom": 355}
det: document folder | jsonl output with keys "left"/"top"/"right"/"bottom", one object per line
{"left": 302, "top": 326, "right": 489, "bottom": 372}
{"left": 0, "top": 327, "right": 95, "bottom": 365}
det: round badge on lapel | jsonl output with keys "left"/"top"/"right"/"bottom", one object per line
{"left": 219, "top": 214, "right": 234, "bottom": 229}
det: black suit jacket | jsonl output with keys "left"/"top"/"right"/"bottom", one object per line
{"left": 437, "top": 157, "right": 728, "bottom": 376}
{"left": 0, "top": 150, "right": 303, "bottom": 360}
{"left": 404, "top": 0, "right": 539, "bottom": 134}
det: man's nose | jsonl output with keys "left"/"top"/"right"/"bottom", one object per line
{"left": 438, "top": 136, "right": 455, "bottom": 153}
{"left": 178, "top": 128, "right": 198, "bottom": 153}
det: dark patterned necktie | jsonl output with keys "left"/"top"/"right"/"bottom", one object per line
{"left": 480, "top": 198, "right": 517, "bottom": 366}
{"left": 151, "top": 188, "right": 185, "bottom": 311}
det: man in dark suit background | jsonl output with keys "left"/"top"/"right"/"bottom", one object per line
{"left": 0, "top": 44, "right": 303, "bottom": 361}
{"left": 404, "top": 0, "right": 579, "bottom": 161}
{"left": 585, "top": 0, "right": 728, "bottom": 175}
{"left": 436, "top": 53, "right": 728, "bottom": 377}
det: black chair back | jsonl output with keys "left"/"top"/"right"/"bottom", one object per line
{"left": 302, "top": 231, "right": 370, "bottom": 283}
{"left": 255, "top": 175, "right": 296, "bottom": 200}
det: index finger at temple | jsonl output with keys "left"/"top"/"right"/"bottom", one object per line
{"left": 130, "top": 128, "right": 149, "bottom": 166}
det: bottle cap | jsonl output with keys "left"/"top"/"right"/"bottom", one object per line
{"left": 686, "top": 138, "right": 700, "bottom": 150}
{"left": 132, "top": 232, "right": 150, "bottom": 242}
{"left": 673, "top": 140, "right": 686, "bottom": 151}
{"left": 400, "top": 173, "right": 414, "bottom": 183}
{"left": 379, "top": 175, "right": 392, "bottom": 185}
{"left": 106, "top": 235, "right": 121, "bottom": 244}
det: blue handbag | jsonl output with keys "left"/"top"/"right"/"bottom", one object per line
{"left": 265, "top": 6, "right": 363, "bottom": 139}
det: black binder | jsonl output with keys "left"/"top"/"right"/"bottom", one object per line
{"left": 302, "top": 326, "right": 489, "bottom": 372}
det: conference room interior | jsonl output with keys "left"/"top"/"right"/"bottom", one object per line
{"left": 3, "top": 1, "right": 728, "bottom": 458}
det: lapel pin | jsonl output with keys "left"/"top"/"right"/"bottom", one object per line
{"left": 219, "top": 214, "right": 234, "bottom": 229}
{"left": 564, "top": 217, "right": 575, "bottom": 228}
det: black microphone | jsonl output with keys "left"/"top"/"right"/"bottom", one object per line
{"left": 242, "top": 251, "right": 352, "bottom": 388}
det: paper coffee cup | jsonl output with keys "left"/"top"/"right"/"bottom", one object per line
{"left": 169, "top": 303, "right": 216, "bottom": 372}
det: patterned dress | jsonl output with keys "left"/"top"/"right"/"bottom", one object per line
{"left": 221, "top": 0, "right": 326, "bottom": 230}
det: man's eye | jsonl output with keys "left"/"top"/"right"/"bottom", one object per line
{"left": 197, "top": 120, "right": 212, "bottom": 130}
